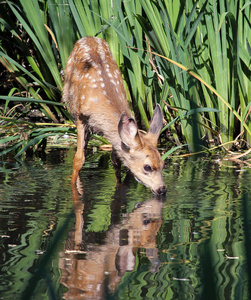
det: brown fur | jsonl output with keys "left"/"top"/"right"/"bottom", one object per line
{"left": 63, "top": 37, "right": 166, "bottom": 195}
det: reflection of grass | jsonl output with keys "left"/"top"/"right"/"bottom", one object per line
{"left": 242, "top": 184, "right": 251, "bottom": 296}
{"left": 21, "top": 210, "right": 75, "bottom": 300}
{"left": 0, "top": 149, "right": 75, "bottom": 299}
{"left": 1, "top": 150, "right": 250, "bottom": 298}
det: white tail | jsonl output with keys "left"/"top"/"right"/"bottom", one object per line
{"left": 63, "top": 37, "right": 166, "bottom": 195}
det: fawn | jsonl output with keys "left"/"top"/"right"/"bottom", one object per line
{"left": 63, "top": 36, "right": 166, "bottom": 195}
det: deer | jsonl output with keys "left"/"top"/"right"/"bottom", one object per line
{"left": 63, "top": 36, "right": 166, "bottom": 195}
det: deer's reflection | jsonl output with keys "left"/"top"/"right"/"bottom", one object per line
{"left": 59, "top": 179, "right": 164, "bottom": 299}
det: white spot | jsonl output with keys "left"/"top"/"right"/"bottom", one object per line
{"left": 110, "top": 79, "right": 116, "bottom": 86}
{"left": 67, "top": 56, "right": 73, "bottom": 65}
{"left": 92, "top": 62, "right": 97, "bottom": 68}
{"left": 108, "top": 73, "right": 113, "bottom": 78}
{"left": 100, "top": 52, "right": 106, "bottom": 62}
{"left": 80, "top": 73, "right": 86, "bottom": 80}
{"left": 103, "top": 91, "right": 107, "bottom": 96}
{"left": 107, "top": 100, "right": 111, "bottom": 105}
{"left": 90, "top": 97, "right": 99, "bottom": 103}
{"left": 91, "top": 78, "right": 96, "bottom": 83}
{"left": 85, "top": 73, "right": 90, "bottom": 78}
{"left": 79, "top": 43, "right": 91, "bottom": 56}
{"left": 101, "top": 83, "right": 105, "bottom": 88}
{"left": 98, "top": 69, "right": 102, "bottom": 75}
{"left": 81, "top": 95, "right": 85, "bottom": 101}
{"left": 82, "top": 53, "right": 91, "bottom": 62}
{"left": 92, "top": 84, "right": 98, "bottom": 88}
{"left": 97, "top": 38, "right": 106, "bottom": 61}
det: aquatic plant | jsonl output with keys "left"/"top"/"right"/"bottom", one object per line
{"left": 0, "top": 0, "right": 250, "bottom": 157}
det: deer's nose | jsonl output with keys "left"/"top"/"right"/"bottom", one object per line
{"left": 156, "top": 186, "right": 167, "bottom": 195}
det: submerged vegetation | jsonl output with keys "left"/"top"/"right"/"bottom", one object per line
{"left": 0, "top": 0, "right": 250, "bottom": 158}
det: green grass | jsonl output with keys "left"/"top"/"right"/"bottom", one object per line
{"left": 0, "top": 0, "right": 250, "bottom": 158}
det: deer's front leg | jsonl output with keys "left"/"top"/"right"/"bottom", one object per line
{"left": 71, "top": 119, "right": 87, "bottom": 185}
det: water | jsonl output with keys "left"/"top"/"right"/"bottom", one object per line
{"left": 0, "top": 148, "right": 250, "bottom": 299}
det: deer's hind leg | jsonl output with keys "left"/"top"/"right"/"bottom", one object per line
{"left": 71, "top": 118, "right": 89, "bottom": 185}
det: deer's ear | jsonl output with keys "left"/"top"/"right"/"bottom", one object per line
{"left": 118, "top": 113, "right": 141, "bottom": 150}
{"left": 147, "top": 104, "right": 163, "bottom": 146}
{"left": 115, "top": 245, "right": 135, "bottom": 277}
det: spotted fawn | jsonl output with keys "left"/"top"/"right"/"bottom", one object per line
{"left": 63, "top": 36, "right": 166, "bottom": 195}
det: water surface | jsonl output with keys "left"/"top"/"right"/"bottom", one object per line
{"left": 0, "top": 148, "right": 250, "bottom": 299}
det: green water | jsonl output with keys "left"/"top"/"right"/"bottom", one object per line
{"left": 0, "top": 148, "right": 250, "bottom": 299}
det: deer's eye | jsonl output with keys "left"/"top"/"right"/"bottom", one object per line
{"left": 143, "top": 219, "right": 151, "bottom": 225}
{"left": 144, "top": 165, "right": 152, "bottom": 172}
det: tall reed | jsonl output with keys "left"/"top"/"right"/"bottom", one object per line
{"left": 0, "top": 0, "right": 250, "bottom": 156}
{"left": 138, "top": 0, "right": 251, "bottom": 149}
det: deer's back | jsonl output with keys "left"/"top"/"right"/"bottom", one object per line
{"left": 63, "top": 37, "right": 131, "bottom": 132}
